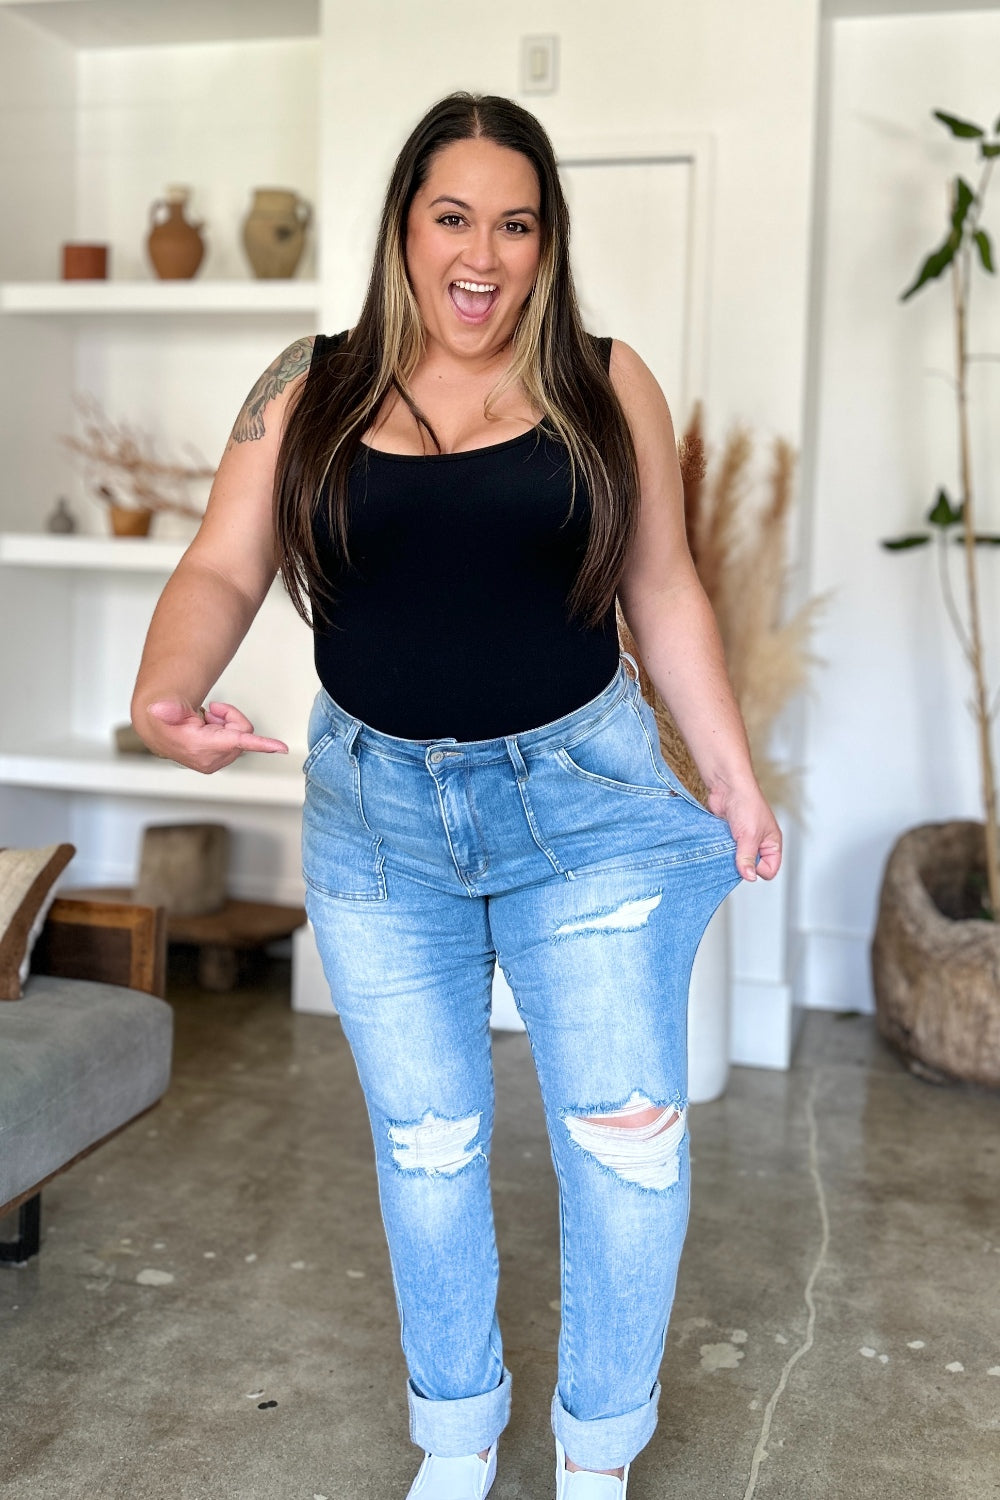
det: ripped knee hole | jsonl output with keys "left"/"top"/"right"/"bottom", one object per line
{"left": 564, "top": 1091, "right": 687, "bottom": 1190}
{"left": 388, "top": 1109, "right": 484, "bottom": 1176}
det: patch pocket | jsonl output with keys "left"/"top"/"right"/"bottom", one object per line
{"left": 302, "top": 737, "right": 387, "bottom": 902}
{"left": 555, "top": 699, "right": 677, "bottom": 799}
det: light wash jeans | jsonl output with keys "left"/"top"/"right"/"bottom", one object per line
{"left": 302, "top": 653, "right": 740, "bottom": 1471}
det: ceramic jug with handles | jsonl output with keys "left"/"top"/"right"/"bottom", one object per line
{"left": 146, "top": 186, "right": 205, "bottom": 280}
{"left": 242, "top": 188, "right": 312, "bottom": 279}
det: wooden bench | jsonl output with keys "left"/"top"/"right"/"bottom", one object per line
{"left": 66, "top": 886, "right": 306, "bottom": 991}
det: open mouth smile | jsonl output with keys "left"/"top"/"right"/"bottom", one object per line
{"left": 448, "top": 279, "right": 500, "bottom": 324}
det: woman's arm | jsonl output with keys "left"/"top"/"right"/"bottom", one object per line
{"left": 610, "top": 340, "right": 782, "bottom": 882}
{"left": 130, "top": 337, "right": 315, "bottom": 772}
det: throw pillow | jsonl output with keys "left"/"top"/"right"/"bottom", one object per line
{"left": 0, "top": 844, "right": 76, "bottom": 1001}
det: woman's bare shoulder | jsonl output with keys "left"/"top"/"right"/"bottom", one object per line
{"left": 227, "top": 335, "right": 317, "bottom": 448}
{"left": 607, "top": 339, "right": 676, "bottom": 434}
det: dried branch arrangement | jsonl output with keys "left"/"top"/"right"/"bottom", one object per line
{"left": 618, "top": 405, "right": 824, "bottom": 815}
{"left": 62, "top": 396, "right": 215, "bottom": 517}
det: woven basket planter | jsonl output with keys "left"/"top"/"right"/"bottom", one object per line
{"left": 871, "top": 821, "right": 1000, "bottom": 1087}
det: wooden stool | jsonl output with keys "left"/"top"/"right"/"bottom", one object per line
{"left": 134, "top": 822, "right": 229, "bottom": 917}
{"left": 164, "top": 899, "right": 308, "bottom": 990}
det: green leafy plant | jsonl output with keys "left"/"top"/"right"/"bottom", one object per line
{"left": 882, "top": 108, "right": 999, "bottom": 919}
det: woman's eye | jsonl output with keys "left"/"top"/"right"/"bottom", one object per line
{"left": 437, "top": 214, "right": 464, "bottom": 228}
{"left": 504, "top": 221, "right": 530, "bottom": 235}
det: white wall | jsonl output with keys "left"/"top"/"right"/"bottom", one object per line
{"left": 799, "top": 8, "right": 1000, "bottom": 1010}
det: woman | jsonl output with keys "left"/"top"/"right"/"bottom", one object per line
{"left": 132, "top": 93, "right": 781, "bottom": 1500}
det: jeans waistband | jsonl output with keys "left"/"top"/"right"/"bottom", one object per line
{"left": 316, "top": 651, "right": 641, "bottom": 766}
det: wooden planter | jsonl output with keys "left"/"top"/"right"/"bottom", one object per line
{"left": 871, "top": 821, "right": 1000, "bottom": 1087}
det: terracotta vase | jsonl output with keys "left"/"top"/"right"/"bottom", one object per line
{"left": 241, "top": 188, "right": 311, "bottom": 279}
{"left": 146, "top": 187, "right": 205, "bottom": 280}
{"left": 108, "top": 506, "right": 153, "bottom": 537}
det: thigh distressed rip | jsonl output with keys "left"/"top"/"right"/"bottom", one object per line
{"left": 564, "top": 1090, "right": 687, "bottom": 1190}
{"left": 552, "top": 892, "right": 662, "bottom": 941}
{"left": 387, "top": 1109, "right": 484, "bottom": 1176}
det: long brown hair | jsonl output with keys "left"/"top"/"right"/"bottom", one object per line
{"left": 274, "top": 92, "right": 640, "bottom": 629}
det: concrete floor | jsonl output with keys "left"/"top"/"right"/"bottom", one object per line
{"left": 2, "top": 954, "right": 998, "bottom": 1500}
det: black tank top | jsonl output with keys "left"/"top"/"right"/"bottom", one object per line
{"left": 308, "top": 332, "right": 620, "bottom": 741}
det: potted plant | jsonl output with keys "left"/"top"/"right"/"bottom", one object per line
{"left": 872, "top": 107, "right": 1000, "bottom": 1087}
{"left": 62, "top": 397, "right": 214, "bottom": 536}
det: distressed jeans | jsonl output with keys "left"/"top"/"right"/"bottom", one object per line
{"left": 302, "top": 653, "right": 741, "bottom": 1471}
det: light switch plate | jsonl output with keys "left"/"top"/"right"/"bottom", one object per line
{"left": 520, "top": 34, "right": 558, "bottom": 94}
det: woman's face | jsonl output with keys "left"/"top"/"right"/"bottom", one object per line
{"left": 405, "top": 137, "right": 542, "bottom": 361}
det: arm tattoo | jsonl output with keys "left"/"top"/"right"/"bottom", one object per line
{"left": 229, "top": 337, "right": 315, "bottom": 445}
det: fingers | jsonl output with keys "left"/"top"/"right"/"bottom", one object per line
{"left": 735, "top": 833, "right": 782, "bottom": 882}
{"left": 206, "top": 702, "right": 288, "bottom": 753}
{"left": 141, "top": 698, "right": 288, "bottom": 768}
{"left": 235, "top": 732, "right": 290, "bottom": 755}
{"left": 724, "top": 796, "right": 783, "bottom": 883}
{"left": 206, "top": 700, "right": 252, "bottom": 732}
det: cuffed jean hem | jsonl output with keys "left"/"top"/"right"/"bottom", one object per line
{"left": 408, "top": 1368, "right": 513, "bottom": 1457}
{"left": 550, "top": 1380, "right": 661, "bottom": 1470}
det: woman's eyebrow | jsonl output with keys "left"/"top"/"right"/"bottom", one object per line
{"left": 428, "top": 195, "right": 539, "bottom": 218}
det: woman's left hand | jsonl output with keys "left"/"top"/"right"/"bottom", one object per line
{"left": 707, "top": 780, "right": 783, "bottom": 882}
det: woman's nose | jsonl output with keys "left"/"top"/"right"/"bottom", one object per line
{"left": 464, "top": 226, "right": 498, "bottom": 272}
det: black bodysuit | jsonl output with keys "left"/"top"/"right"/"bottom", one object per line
{"left": 308, "top": 332, "right": 620, "bottom": 742}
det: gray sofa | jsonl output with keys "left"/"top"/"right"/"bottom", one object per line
{"left": 0, "top": 897, "right": 173, "bottom": 1264}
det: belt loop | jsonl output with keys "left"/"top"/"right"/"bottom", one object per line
{"left": 505, "top": 736, "right": 529, "bottom": 784}
{"left": 620, "top": 649, "right": 640, "bottom": 683}
{"left": 343, "top": 719, "right": 363, "bottom": 759}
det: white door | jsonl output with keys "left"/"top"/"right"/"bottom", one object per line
{"left": 559, "top": 153, "right": 699, "bottom": 416}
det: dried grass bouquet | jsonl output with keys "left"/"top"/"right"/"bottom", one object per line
{"left": 62, "top": 396, "right": 215, "bottom": 519}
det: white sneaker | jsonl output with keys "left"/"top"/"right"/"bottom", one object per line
{"left": 405, "top": 1438, "right": 498, "bottom": 1499}
{"left": 555, "top": 1436, "right": 629, "bottom": 1499}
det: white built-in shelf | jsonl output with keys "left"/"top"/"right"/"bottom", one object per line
{"left": 0, "top": 738, "right": 306, "bottom": 806}
{"left": 823, "top": 0, "right": 999, "bottom": 16}
{"left": 0, "top": 281, "right": 321, "bottom": 315}
{"left": 0, "top": 532, "right": 186, "bottom": 571}
{"left": 0, "top": 0, "right": 319, "bottom": 48}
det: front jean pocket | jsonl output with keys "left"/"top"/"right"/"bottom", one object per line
{"left": 302, "top": 734, "right": 387, "bottom": 902}
{"left": 555, "top": 697, "right": 684, "bottom": 801}
{"left": 302, "top": 691, "right": 339, "bottom": 778}
{"left": 630, "top": 693, "right": 723, "bottom": 818}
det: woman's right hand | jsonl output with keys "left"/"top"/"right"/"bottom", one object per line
{"left": 139, "top": 698, "right": 289, "bottom": 773}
